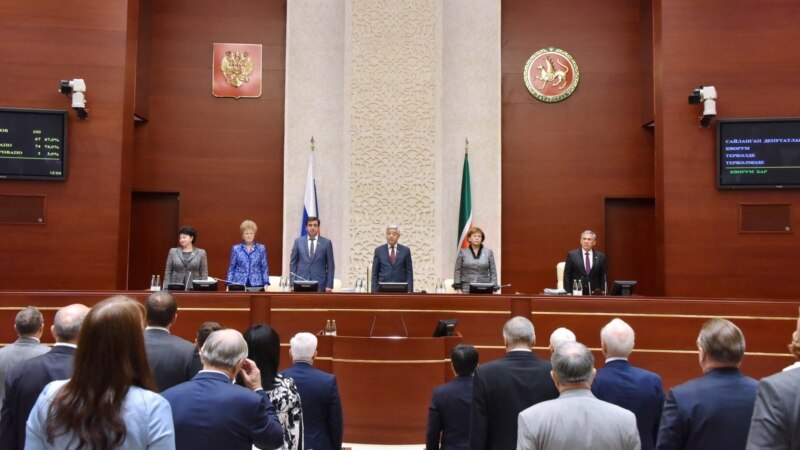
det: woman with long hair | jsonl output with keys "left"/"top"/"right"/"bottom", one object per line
{"left": 242, "top": 323, "right": 303, "bottom": 450}
{"left": 26, "top": 296, "right": 174, "bottom": 449}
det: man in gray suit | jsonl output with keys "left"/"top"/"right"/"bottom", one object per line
{"left": 144, "top": 291, "right": 197, "bottom": 391}
{"left": 290, "top": 216, "right": 335, "bottom": 291}
{"left": 517, "top": 341, "right": 641, "bottom": 450}
{"left": 371, "top": 224, "right": 414, "bottom": 292}
{"left": 0, "top": 307, "right": 50, "bottom": 407}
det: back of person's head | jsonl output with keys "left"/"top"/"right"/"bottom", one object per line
{"left": 15, "top": 306, "right": 43, "bottom": 336}
{"left": 52, "top": 304, "right": 89, "bottom": 343}
{"left": 146, "top": 291, "right": 178, "bottom": 327}
{"left": 289, "top": 332, "right": 318, "bottom": 362}
{"left": 600, "top": 318, "right": 635, "bottom": 357}
{"left": 698, "top": 318, "right": 745, "bottom": 365}
{"left": 451, "top": 344, "right": 479, "bottom": 376}
{"left": 551, "top": 341, "right": 595, "bottom": 384}
{"left": 46, "top": 296, "right": 153, "bottom": 449}
{"left": 549, "top": 327, "right": 576, "bottom": 351}
{"left": 201, "top": 329, "right": 248, "bottom": 370}
{"left": 195, "top": 321, "right": 222, "bottom": 351}
{"left": 503, "top": 316, "right": 536, "bottom": 348}
{"left": 243, "top": 324, "right": 281, "bottom": 384}
{"left": 790, "top": 306, "right": 800, "bottom": 360}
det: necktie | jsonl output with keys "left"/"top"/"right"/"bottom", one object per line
{"left": 390, "top": 245, "right": 396, "bottom": 263}
{"left": 584, "top": 252, "right": 591, "bottom": 273}
{"left": 309, "top": 238, "right": 316, "bottom": 258}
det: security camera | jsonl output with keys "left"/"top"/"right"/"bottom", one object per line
{"left": 688, "top": 85, "right": 717, "bottom": 128}
{"left": 59, "top": 79, "right": 88, "bottom": 120}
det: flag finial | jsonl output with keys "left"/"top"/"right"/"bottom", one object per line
{"left": 310, "top": 136, "right": 315, "bottom": 152}
{"left": 465, "top": 137, "right": 469, "bottom": 155}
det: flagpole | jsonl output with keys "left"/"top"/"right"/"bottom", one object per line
{"left": 301, "top": 137, "right": 319, "bottom": 236}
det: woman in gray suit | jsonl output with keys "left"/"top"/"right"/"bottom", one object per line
{"left": 453, "top": 227, "right": 498, "bottom": 293}
{"left": 163, "top": 225, "right": 208, "bottom": 289}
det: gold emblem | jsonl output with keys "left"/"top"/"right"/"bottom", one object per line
{"left": 523, "top": 48, "right": 580, "bottom": 103}
{"left": 220, "top": 50, "right": 254, "bottom": 88}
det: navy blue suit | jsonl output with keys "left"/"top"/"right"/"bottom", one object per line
{"left": 290, "top": 235, "right": 335, "bottom": 291}
{"left": 371, "top": 243, "right": 413, "bottom": 292}
{"left": 427, "top": 375, "right": 473, "bottom": 450}
{"left": 656, "top": 367, "right": 757, "bottom": 450}
{"left": 592, "top": 359, "right": 665, "bottom": 450}
{"left": 161, "top": 371, "right": 283, "bottom": 450}
{"left": 0, "top": 345, "right": 76, "bottom": 450}
{"left": 282, "top": 362, "right": 343, "bottom": 450}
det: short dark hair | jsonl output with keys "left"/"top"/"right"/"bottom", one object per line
{"left": 451, "top": 344, "right": 479, "bottom": 376}
{"left": 698, "top": 318, "right": 745, "bottom": 364}
{"left": 15, "top": 306, "right": 43, "bottom": 336}
{"left": 195, "top": 321, "right": 222, "bottom": 351}
{"left": 178, "top": 225, "right": 197, "bottom": 243}
{"left": 146, "top": 291, "right": 177, "bottom": 327}
{"left": 306, "top": 216, "right": 320, "bottom": 226}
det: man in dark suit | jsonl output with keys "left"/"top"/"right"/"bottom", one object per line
{"left": 371, "top": 224, "right": 414, "bottom": 292}
{"left": 656, "top": 318, "right": 757, "bottom": 450}
{"left": 0, "top": 303, "right": 89, "bottom": 450}
{"left": 161, "top": 329, "right": 283, "bottom": 450}
{"left": 563, "top": 229, "right": 608, "bottom": 295}
{"left": 0, "top": 306, "right": 50, "bottom": 407}
{"left": 427, "top": 344, "right": 479, "bottom": 450}
{"left": 289, "top": 216, "right": 336, "bottom": 291}
{"left": 592, "top": 318, "right": 665, "bottom": 450}
{"left": 469, "top": 316, "right": 558, "bottom": 450}
{"left": 144, "top": 291, "right": 197, "bottom": 392}
{"left": 282, "top": 332, "right": 343, "bottom": 450}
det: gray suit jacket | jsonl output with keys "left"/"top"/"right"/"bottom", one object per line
{"left": 144, "top": 328, "right": 197, "bottom": 392}
{"left": 517, "top": 389, "right": 641, "bottom": 450}
{"left": 0, "top": 337, "right": 50, "bottom": 406}
{"left": 747, "top": 367, "right": 800, "bottom": 449}
{"left": 454, "top": 246, "right": 497, "bottom": 292}
{"left": 163, "top": 247, "right": 208, "bottom": 289}
{"left": 289, "top": 235, "right": 335, "bottom": 290}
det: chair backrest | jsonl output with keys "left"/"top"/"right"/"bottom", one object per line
{"left": 333, "top": 278, "right": 342, "bottom": 292}
{"left": 556, "top": 262, "right": 566, "bottom": 290}
{"left": 443, "top": 278, "right": 455, "bottom": 294}
{"left": 266, "top": 275, "right": 282, "bottom": 292}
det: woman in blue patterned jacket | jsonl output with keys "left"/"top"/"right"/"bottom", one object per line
{"left": 226, "top": 220, "right": 269, "bottom": 290}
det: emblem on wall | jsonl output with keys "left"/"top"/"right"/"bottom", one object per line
{"left": 212, "top": 43, "right": 262, "bottom": 99}
{"left": 523, "top": 47, "right": 580, "bottom": 103}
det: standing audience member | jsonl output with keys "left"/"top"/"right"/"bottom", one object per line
{"left": 290, "top": 216, "right": 336, "bottom": 291}
{"left": 470, "top": 316, "right": 558, "bottom": 450}
{"left": 144, "top": 291, "right": 198, "bottom": 391}
{"left": 371, "top": 224, "right": 414, "bottom": 292}
{"left": 244, "top": 324, "right": 304, "bottom": 450}
{"left": 592, "top": 318, "right": 664, "bottom": 450}
{"left": 190, "top": 321, "right": 222, "bottom": 374}
{"left": 426, "top": 344, "right": 479, "bottom": 450}
{"left": 0, "top": 307, "right": 50, "bottom": 407}
{"left": 453, "top": 227, "right": 498, "bottom": 293}
{"left": 548, "top": 327, "right": 576, "bottom": 354}
{"left": 563, "top": 229, "right": 608, "bottom": 295}
{"left": 163, "top": 225, "right": 208, "bottom": 289}
{"left": 283, "top": 332, "right": 343, "bottom": 450}
{"left": 517, "top": 342, "right": 640, "bottom": 450}
{"left": 0, "top": 304, "right": 88, "bottom": 450}
{"left": 656, "top": 318, "right": 757, "bottom": 450}
{"left": 747, "top": 306, "right": 800, "bottom": 448}
{"left": 226, "top": 220, "right": 270, "bottom": 290}
{"left": 25, "top": 296, "right": 174, "bottom": 449}
{"left": 162, "top": 329, "right": 282, "bottom": 450}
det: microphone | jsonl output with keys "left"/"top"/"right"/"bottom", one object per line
{"left": 184, "top": 271, "right": 193, "bottom": 291}
{"left": 289, "top": 272, "right": 310, "bottom": 282}
{"left": 211, "top": 276, "right": 244, "bottom": 286}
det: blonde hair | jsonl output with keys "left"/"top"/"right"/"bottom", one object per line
{"left": 240, "top": 220, "right": 258, "bottom": 233}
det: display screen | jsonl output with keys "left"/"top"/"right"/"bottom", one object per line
{"left": 0, "top": 108, "right": 68, "bottom": 180}
{"left": 718, "top": 118, "right": 800, "bottom": 189}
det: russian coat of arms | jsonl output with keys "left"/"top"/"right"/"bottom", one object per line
{"left": 212, "top": 43, "right": 262, "bottom": 99}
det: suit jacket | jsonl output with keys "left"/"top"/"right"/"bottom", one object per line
{"left": 746, "top": 367, "right": 800, "bottom": 449}
{"left": 517, "top": 388, "right": 641, "bottom": 450}
{"left": 563, "top": 248, "right": 607, "bottom": 294}
{"left": 144, "top": 328, "right": 198, "bottom": 392}
{"left": 453, "top": 246, "right": 497, "bottom": 292}
{"left": 0, "top": 337, "right": 50, "bottom": 407}
{"left": 469, "top": 350, "right": 558, "bottom": 450}
{"left": 282, "top": 362, "right": 343, "bottom": 450}
{"left": 0, "top": 345, "right": 75, "bottom": 450}
{"left": 656, "top": 367, "right": 757, "bottom": 450}
{"left": 161, "top": 371, "right": 283, "bottom": 450}
{"left": 427, "top": 375, "right": 473, "bottom": 450}
{"left": 289, "top": 236, "right": 335, "bottom": 291}
{"left": 592, "top": 359, "right": 665, "bottom": 450}
{"left": 226, "top": 242, "right": 269, "bottom": 286}
{"left": 163, "top": 247, "right": 208, "bottom": 288}
{"left": 371, "top": 243, "right": 414, "bottom": 292}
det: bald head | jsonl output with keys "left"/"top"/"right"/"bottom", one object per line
{"left": 52, "top": 303, "right": 90, "bottom": 343}
{"left": 600, "top": 318, "right": 635, "bottom": 358}
{"left": 201, "top": 329, "right": 249, "bottom": 371}
{"left": 549, "top": 327, "right": 576, "bottom": 353}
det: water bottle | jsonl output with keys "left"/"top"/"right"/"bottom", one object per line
{"left": 435, "top": 278, "right": 444, "bottom": 294}
{"left": 572, "top": 279, "right": 583, "bottom": 296}
{"left": 324, "top": 320, "right": 332, "bottom": 336}
{"left": 331, "top": 320, "right": 337, "bottom": 336}
{"left": 155, "top": 275, "right": 161, "bottom": 291}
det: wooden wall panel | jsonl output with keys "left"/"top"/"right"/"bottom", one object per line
{"left": 501, "top": 0, "right": 655, "bottom": 295}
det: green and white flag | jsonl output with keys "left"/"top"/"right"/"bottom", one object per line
{"left": 457, "top": 152, "right": 472, "bottom": 249}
